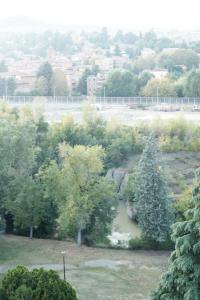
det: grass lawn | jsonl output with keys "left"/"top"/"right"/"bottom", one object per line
{"left": 0, "top": 234, "right": 170, "bottom": 300}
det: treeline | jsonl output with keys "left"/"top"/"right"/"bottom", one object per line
{"left": 0, "top": 101, "right": 200, "bottom": 246}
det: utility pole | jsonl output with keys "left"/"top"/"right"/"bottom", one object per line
{"left": 61, "top": 251, "right": 66, "bottom": 280}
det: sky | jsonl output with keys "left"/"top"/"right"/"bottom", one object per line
{"left": 1, "top": 0, "right": 200, "bottom": 31}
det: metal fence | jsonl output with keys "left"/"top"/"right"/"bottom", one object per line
{"left": 2, "top": 96, "right": 200, "bottom": 106}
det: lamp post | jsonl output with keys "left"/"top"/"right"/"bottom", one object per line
{"left": 61, "top": 251, "right": 66, "bottom": 281}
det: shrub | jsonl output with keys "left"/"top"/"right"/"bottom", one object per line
{"left": 129, "top": 237, "right": 174, "bottom": 250}
{"left": 173, "top": 186, "right": 193, "bottom": 221}
{"left": 0, "top": 266, "right": 78, "bottom": 300}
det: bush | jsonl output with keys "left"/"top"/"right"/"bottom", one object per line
{"left": 173, "top": 186, "right": 193, "bottom": 221}
{"left": 0, "top": 266, "right": 78, "bottom": 300}
{"left": 129, "top": 237, "right": 174, "bottom": 250}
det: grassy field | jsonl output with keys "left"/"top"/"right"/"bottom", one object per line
{"left": 0, "top": 234, "right": 170, "bottom": 300}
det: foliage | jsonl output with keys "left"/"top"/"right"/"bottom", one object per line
{"left": 5, "top": 177, "right": 47, "bottom": 238}
{"left": 129, "top": 237, "right": 174, "bottom": 251}
{"left": 158, "top": 49, "right": 199, "bottom": 71}
{"left": 134, "top": 135, "right": 173, "bottom": 242}
{"left": 51, "top": 69, "right": 68, "bottom": 96}
{"left": 36, "top": 62, "right": 53, "bottom": 96}
{"left": 185, "top": 70, "right": 200, "bottom": 97}
{"left": 174, "top": 186, "right": 193, "bottom": 222}
{"left": 76, "top": 66, "right": 99, "bottom": 95}
{"left": 55, "top": 144, "right": 116, "bottom": 245}
{"left": 0, "top": 266, "right": 78, "bottom": 300}
{"left": 149, "top": 117, "right": 200, "bottom": 152}
{"left": 151, "top": 168, "right": 200, "bottom": 299}
{"left": 141, "top": 77, "right": 176, "bottom": 97}
{"left": 103, "top": 70, "right": 138, "bottom": 97}
{"left": 171, "top": 48, "right": 199, "bottom": 70}
{"left": 134, "top": 54, "right": 156, "bottom": 72}
{"left": 124, "top": 174, "right": 136, "bottom": 204}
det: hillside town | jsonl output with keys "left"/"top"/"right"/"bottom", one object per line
{"left": 1, "top": 29, "right": 200, "bottom": 97}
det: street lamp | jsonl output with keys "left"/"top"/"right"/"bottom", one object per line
{"left": 61, "top": 251, "right": 66, "bottom": 281}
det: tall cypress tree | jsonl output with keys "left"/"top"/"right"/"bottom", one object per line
{"left": 135, "top": 134, "right": 173, "bottom": 242}
{"left": 151, "top": 168, "right": 200, "bottom": 299}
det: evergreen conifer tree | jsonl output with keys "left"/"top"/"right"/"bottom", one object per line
{"left": 135, "top": 134, "right": 173, "bottom": 242}
{"left": 151, "top": 168, "right": 200, "bottom": 299}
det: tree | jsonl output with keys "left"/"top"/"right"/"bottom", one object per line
{"left": 0, "top": 266, "right": 77, "bottom": 300}
{"left": 134, "top": 54, "right": 156, "bottom": 71}
{"left": 103, "top": 70, "right": 138, "bottom": 97}
{"left": 134, "top": 135, "right": 173, "bottom": 242}
{"left": 51, "top": 69, "right": 68, "bottom": 96}
{"left": 77, "top": 66, "right": 99, "bottom": 95}
{"left": 6, "top": 177, "right": 47, "bottom": 238}
{"left": 36, "top": 62, "right": 53, "bottom": 95}
{"left": 35, "top": 76, "right": 49, "bottom": 95}
{"left": 138, "top": 71, "right": 154, "bottom": 92}
{"left": 56, "top": 144, "right": 116, "bottom": 246}
{"left": 171, "top": 49, "right": 199, "bottom": 70}
{"left": 0, "top": 107, "right": 38, "bottom": 233}
{"left": 185, "top": 71, "right": 200, "bottom": 97}
{"left": 151, "top": 168, "right": 200, "bottom": 299}
{"left": 141, "top": 77, "right": 176, "bottom": 97}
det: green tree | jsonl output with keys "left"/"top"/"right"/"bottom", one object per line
{"left": 138, "top": 71, "right": 154, "bottom": 92}
{"left": 37, "top": 62, "right": 53, "bottom": 95}
{"left": 185, "top": 71, "right": 200, "bottom": 97}
{"left": 134, "top": 54, "right": 156, "bottom": 72}
{"left": 77, "top": 66, "right": 99, "bottom": 95}
{"left": 0, "top": 266, "right": 77, "bottom": 300}
{"left": 57, "top": 144, "right": 116, "bottom": 246}
{"left": 51, "top": 69, "right": 68, "bottom": 96}
{"left": 134, "top": 135, "right": 173, "bottom": 242}
{"left": 6, "top": 177, "right": 47, "bottom": 238}
{"left": 141, "top": 77, "right": 176, "bottom": 97}
{"left": 103, "top": 70, "right": 138, "bottom": 97}
{"left": 35, "top": 76, "right": 49, "bottom": 95}
{"left": 151, "top": 168, "right": 200, "bottom": 299}
{"left": 171, "top": 49, "right": 199, "bottom": 70}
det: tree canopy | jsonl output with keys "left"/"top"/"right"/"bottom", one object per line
{"left": 152, "top": 168, "right": 200, "bottom": 299}
{"left": 0, "top": 266, "right": 77, "bottom": 300}
{"left": 134, "top": 135, "right": 173, "bottom": 242}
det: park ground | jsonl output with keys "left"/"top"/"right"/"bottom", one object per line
{"left": 0, "top": 234, "right": 169, "bottom": 300}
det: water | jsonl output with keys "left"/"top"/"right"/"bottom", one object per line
{"left": 112, "top": 201, "right": 141, "bottom": 239}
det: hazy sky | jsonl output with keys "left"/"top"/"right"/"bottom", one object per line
{"left": 2, "top": 0, "right": 200, "bottom": 31}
